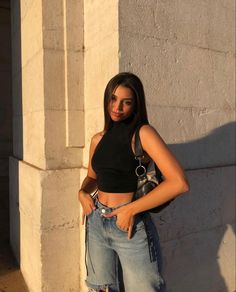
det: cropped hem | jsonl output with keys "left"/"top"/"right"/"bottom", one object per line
{"left": 97, "top": 186, "right": 136, "bottom": 193}
{"left": 85, "top": 280, "right": 119, "bottom": 292}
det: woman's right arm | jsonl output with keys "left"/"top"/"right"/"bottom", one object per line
{"left": 78, "top": 133, "right": 101, "bottom": 222}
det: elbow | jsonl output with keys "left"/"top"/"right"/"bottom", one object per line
{"left": 180, "top": 177, "right": 190, "bottom": 193}
{"left": 172, "top": 176, "right": 189, "bottom": 194}
{"left": 166, "top": 176, "right": 190, "bottom": 194}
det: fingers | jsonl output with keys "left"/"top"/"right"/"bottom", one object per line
{"left": 81, "top": 208, "right": 94, "bottom": 225}
{"left": 90, "top": 202, "right": 96, "bottom": 210}
{"left": 103, "top": 210, "right": 117, "bottom": 218}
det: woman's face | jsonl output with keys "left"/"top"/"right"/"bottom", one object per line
{"left": 108, "top": 85, "right": 135, "bottom": 122}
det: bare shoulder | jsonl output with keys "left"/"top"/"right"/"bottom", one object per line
{"left": 91, "top": 131, "right": 105, "bottom": 148}
{"left": 139, "top": 124, "right": 162, "bottom": 140}
{"left": 139, "top": 124, "right": 167, "bottom": 153}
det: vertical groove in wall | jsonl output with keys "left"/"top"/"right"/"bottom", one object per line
{"left": 63, "top": 0, "right": 84, "bottom": 148}
{"left": 63, "top": 0, "right": 69, "bottom": 147}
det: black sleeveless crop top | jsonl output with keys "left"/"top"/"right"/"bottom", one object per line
{"left": 92, "top": 118, "right": 139, "bottom": 193}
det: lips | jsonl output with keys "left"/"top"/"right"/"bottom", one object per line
{"left": 111, "top": 112, "right": 123, "bottom": 118}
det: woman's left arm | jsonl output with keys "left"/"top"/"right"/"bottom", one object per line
{"left": 129, "top": 124, "right": 190, "bottom": 214}
{"left": 105, "top": 124, "right": 190, "bottom": 239}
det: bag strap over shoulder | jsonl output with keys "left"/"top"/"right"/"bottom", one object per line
{"left": 134, "top": 124, "right": 164, "bottom": 182}
{"left": 134, "top": 124, "right": 144, "bottom": 158}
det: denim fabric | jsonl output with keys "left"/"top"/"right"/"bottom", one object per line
{"left": 85, "top": 199, "right": 165, "bottom": 292}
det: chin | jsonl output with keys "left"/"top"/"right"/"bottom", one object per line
{"left": 111, "top": 117, "right": 122, "bottom": 122}
{"left": 110, "top": 113, "right": 123, "bottom": 121}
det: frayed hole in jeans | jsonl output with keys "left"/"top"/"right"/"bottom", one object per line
{"left": 88, "top": 287, "right": 108, "bottom": 292}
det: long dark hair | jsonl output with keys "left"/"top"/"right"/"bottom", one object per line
{"left": 103, "top": 72, "right": 149, "bottom": 133}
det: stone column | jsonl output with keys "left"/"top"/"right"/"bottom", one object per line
{"left": 10, "top": 0, "right": 84, "bottom": 291}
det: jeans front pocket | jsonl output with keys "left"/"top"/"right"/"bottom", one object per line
{"left": 114, "top": 218, "right": 128, "bottom": 233}
{"left": 114, "top": 216, "right": 145, "bottom": 234}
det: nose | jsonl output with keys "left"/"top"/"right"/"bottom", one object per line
{"left": 114, "top": 101, "right": 123, "bottom": 112}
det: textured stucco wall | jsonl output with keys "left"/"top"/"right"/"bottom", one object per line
{"left": 119, "top": 0, "right": 235, "bottom": 153}
{"left": 154, "top": 165, "right": 235, "bottom": 292}
{"left": 119, "top": 1, "right": 235, "bottom": 291}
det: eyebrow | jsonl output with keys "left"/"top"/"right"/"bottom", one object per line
{"left": 112, "top": 94, "right": 134, "bottom": 100}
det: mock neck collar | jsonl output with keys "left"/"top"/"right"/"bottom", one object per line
{"left": 112, "top": 114, "right": 135, "bottom": 127}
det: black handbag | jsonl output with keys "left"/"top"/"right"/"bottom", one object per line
{"left": 133, "top": 125, "right": 173, "bottom": 213}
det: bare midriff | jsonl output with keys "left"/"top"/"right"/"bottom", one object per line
{"left": 98, "top": 190, "right": 134, "bottom": 208}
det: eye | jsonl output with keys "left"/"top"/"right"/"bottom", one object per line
{"left": 124, "top": 100, "right": 133, "bottom": 106}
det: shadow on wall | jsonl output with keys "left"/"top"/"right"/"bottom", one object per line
{"left": 152, "top": 121, "right": 236, "bottom": 292}
{"left": 169, "top": 121, "right": 236, "bottom": 170}
{"left": 8, "top": 0, "right": 22, "bottom": 269}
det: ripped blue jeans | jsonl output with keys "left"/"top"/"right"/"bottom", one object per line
{"left": 85, "top": 199, "right": 165, "bottom": 292}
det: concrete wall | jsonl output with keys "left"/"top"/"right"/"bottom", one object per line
{"left": 156, "top": 165, "right": 235, "bottom": 292}
{"left": 119, "top": 0, "right": 235, "bottom": 291}
{"left": 119, "top": 0, "right": 235, "bottom": 151}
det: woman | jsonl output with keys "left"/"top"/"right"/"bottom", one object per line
{"left": 78, "top": 72, "right": 189, "bottom": 292}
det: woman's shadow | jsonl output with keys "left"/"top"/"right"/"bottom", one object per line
{"left": 151, "top": 121, "right": 236, "bottom": 292}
